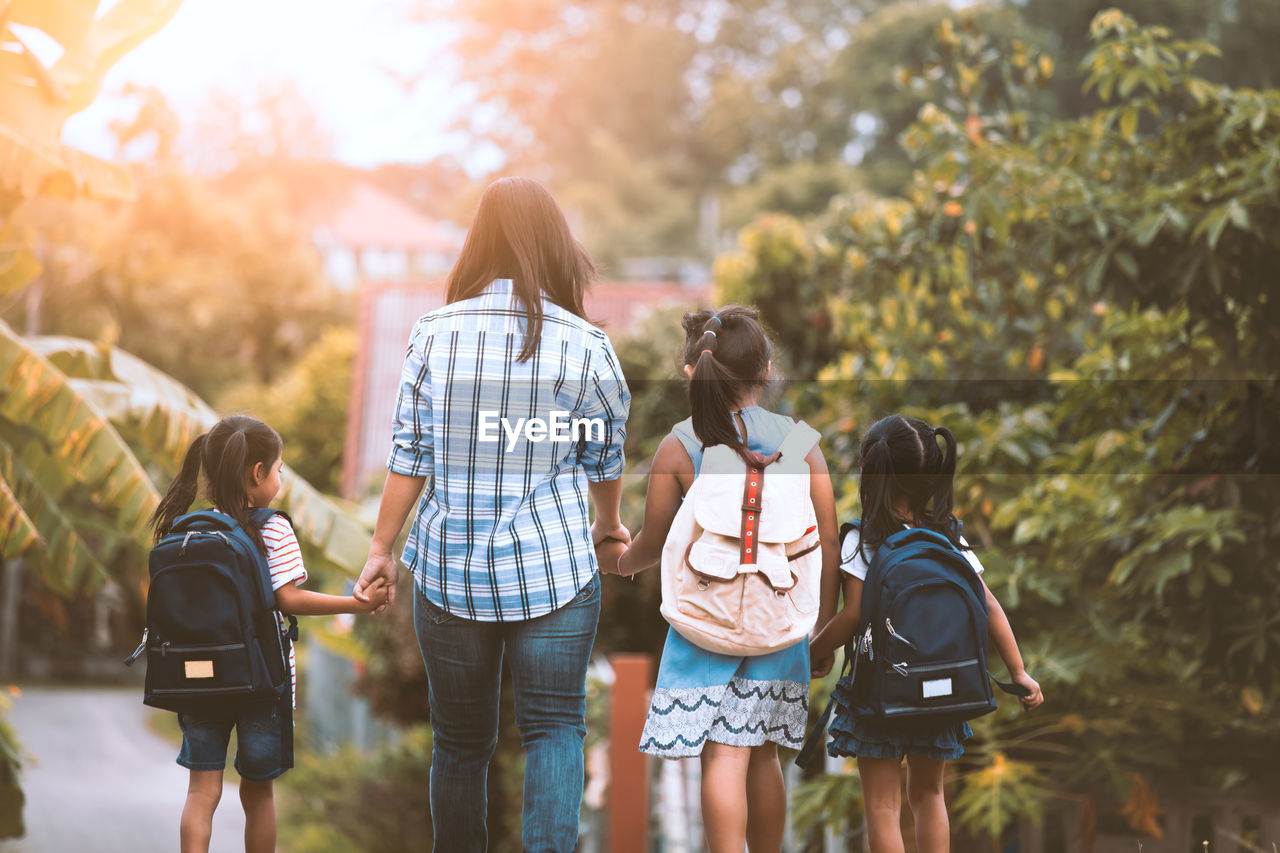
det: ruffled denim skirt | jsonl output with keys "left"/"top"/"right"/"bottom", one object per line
{"left": 826, "top": 667, "right": 972, "bottom": 761}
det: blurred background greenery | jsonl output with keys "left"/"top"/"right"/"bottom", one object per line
{"left": 2, "top": 0, "right": 1279, "bottom": 850}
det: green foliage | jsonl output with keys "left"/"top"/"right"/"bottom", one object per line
{"left": 219, "top": 326, "right": 355, "bottom": 495}
{"left": 2, "top": 324, "right": 371, "bottom": 613}
{"left": 0, "top": 694, "right": 22, "bottom": 840}
{"left": 5, "top": 172, "right": 351, "bottom": 401}
{"left": 277, "top": 726, "right": 433, "bottom": 852}
{"left": 716, "top": 8, "right": 1280, "bottom": 840}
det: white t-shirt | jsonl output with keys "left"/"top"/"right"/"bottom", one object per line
{"left": 262, "top": 514, "right": 308, "bottom": 709}
{"left": 839, "top": 524, "right": 985, "bottom": 580}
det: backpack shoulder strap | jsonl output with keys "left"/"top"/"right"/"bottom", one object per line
{"left": 250, "top": 507, "right": 291, "bottom": 528}
{"left": 838, "top": 519, "right": 861, "bottom": 548}
{"left": 776, "top": 420, "right": 821, "bottom": 465}
{"left": 169, "top": 509, "right": 233, "bottom": 533}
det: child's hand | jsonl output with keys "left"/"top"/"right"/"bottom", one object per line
{"left": 1014, "top": 671, "right": 1043, "bottom": 711}
{"left": 810, "top": 651, "right": 834, "bottom": 679}
{"left": 355, "top": 578, "right": 390, "bottom": 614}
{"left": 595, "top": 537, "right": 629, "bottom": 576}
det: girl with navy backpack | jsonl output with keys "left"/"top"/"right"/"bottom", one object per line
{"left": 613, "top": 307, "right": 842, "bottom": 853}
{"left": 149, "top": 415, "right": 389, "bottom": 853}
{"left": 808, "top": 414, "right": 1043, "bottom": 853}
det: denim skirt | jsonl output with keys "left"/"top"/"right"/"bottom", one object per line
{"left": 826, "top": 668, "right": 972, "bottom": 761}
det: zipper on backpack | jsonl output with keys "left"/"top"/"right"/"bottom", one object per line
{"left": 158, "top": 642, "right": 246, "bottom": 654}
{"left": 123, "top": 628, "right": 148, "bottom": 666}
{"left": 885, "top": 617, "right": 916, "bottom": 649}
{"left": 861, "top": 625, "right": 874, "bottom": 661}
{"left": 889, "top": 657, "right": 980, "bottom": 677}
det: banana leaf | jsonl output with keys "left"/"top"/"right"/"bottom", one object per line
{"left": 0, "top": 321, "right": 159, "bottom": 552}
{"left": 27, "top": 335, "right": 371, "bottom": 581}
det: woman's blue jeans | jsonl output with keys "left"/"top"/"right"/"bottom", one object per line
{"left": 413, "top": 573, "right": 601, "bottom": 853}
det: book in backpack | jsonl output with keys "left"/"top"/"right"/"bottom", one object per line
{"left": 844, "top": 520, "right": 1023, "bottom": 722}
{"left": 126, "top": 508, "right": 294, "bottom": 714}
{"left": 660, "top": 419, "right": 823, "bottom": 656}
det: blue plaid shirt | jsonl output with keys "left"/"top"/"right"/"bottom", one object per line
{"left": 387, "top": 279, "right": 630, "bottom": 621}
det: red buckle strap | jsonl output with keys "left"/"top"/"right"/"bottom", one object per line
{"left": 741, "top": 463, "right": 763, "bottom": 565}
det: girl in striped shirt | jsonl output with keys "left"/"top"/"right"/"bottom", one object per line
{"left": 151, "top": 414, "right": 389, "bottom": 853}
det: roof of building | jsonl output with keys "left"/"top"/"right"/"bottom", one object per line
{"left": 310, "top": 183, "right": 464, "bottom": 254}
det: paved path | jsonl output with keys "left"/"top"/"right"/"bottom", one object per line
{"left": 0, "top": 686, "right": 246, "bottom": 853}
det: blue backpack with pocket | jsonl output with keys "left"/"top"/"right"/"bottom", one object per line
{"left": 126, "top": 508, "right": 296, "bottom": 715}
{"left": 796, "top": 520, "right": 1026, "bottom": 768}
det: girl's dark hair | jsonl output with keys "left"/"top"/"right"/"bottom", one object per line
{"left": 681, "top": 305, "right": 772, "bottom": 464}
{"left": 446, "top": 176, "right": 596, "bottom": 362}
{"left": 856, "top": 414, "right": 962, "bottom": 559}
{"left": 151, "top": 414, "right": 283, "bottom": 554}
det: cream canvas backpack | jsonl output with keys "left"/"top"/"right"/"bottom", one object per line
{"left": 660, "top": 419, "right": 824, "bottom": 656}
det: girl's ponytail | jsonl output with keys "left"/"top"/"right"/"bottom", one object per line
{"left": 208, "top": 427, "right": 267, "bottom": 555}
{"left": 857, "top": 414, "right": 967, "bottom": 554}
{"left": 151, "top": 415, "right": 281, "bottom": 554}
{"left": 856, "top": 432, "right": 900, "bottom": 561}
{"left": 681, "top": 307, "right": 771, "bottom": 466}
{"left": 151, "top": 433, "right": 207, "bottom": 542}
{"left": 928, "top": 426, "right": 959, "bottom": 533}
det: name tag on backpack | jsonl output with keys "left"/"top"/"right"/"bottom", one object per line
{"left": 185, "top": 660, "right": 214, "bottom": 679}
{"left": 921, "top": 678, "right": 952, "bottom": 699}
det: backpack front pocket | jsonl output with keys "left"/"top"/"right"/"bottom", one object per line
{"left": 146, "top": 641, "right": 254, "bottom": 696}
{"left": 677, "top": 542, "right": 744, "bottom": 629}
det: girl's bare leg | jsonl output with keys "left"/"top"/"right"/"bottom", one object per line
{"left": 180, "top": 769, "right": 223, "bottom": 853}
{"left": 858, "top": 756, "right": 906, "bottom": 853}
{"left": 905, "top": 754, "right": 949, "bottom": 853}
{"left": 239, "top": 777, "right": 277, "bottom": 853}
{"left": 701, "top": 741, "right": 752, "bottom": 853}
{"left": 745, "top": 742, "right": 786, "bottom": 852}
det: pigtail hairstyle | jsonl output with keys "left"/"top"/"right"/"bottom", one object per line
{"left": 149, "top": 414, "right": 282, "bottom": 555}
{"left": 681, "top": 305, "right": 772, "bottom": 466}
{"left": 151, "top": 433, "right": 207, "bottom": 542}
{"left": 856, "top": 414, "right": 965, "bottom": 560}
{"left": 925, "top": 424, "right": 959, "bottom": 532}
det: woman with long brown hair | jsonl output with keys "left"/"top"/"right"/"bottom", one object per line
{"left": 355, "top": 176, "right": 631, "bottom": 853}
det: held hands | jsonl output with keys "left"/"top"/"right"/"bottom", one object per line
{"left": 354, "top": 577, "right": 391, "bottom": 614}
{"left": 354, "top": 549, "right": 398, "bottom": 615}
{"left": 592, "top": 521, "right": 631, "bottom": 576}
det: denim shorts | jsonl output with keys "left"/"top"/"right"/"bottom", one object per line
{"left": 176, "top": 699, "right": 293, "bottom": 782}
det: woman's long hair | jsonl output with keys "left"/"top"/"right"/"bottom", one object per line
{"left": 681, "top": 306, "right": 772, "bottom": 464}
{"left": 446, "top": 176, "right": 596, "bottom": 362}
{"left": 150, "top": 414, "right": 283, "bottom": 555}
{"left": 856, "top": 414, "right": 962, "bottom": 560}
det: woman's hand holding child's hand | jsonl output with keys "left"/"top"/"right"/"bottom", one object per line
{"left": 592, "top": 521, "right": 631, "bottom": 576}
{"left": 355, "top": 578, "right": 391, "bottom": 614}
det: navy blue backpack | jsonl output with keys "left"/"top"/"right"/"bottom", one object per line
{"left": 796, "top": 520, "right": 1025, "bottom": 768}
{"left": 126, "top": 508, "right": 295, "bottom": 715}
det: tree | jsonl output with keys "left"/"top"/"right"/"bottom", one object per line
{"left": 717, "top": 9, "right": 1280, "bottom": 841}
{"left": 218, "top": 326, "right": 356, "bottom": 495}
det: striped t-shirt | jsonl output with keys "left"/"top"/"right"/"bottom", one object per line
{"left": 262, "top": 514, "right": 307, "bottom": 709}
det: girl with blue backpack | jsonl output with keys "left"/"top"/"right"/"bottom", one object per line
{"left": 613, "top": 307, "right": 842, "bottom": 853}
{"left": 808, "top": 414, "right": 1043, "bottom": 853}
{"left": 148, "top": 415, "right": 389, "bottom": 853}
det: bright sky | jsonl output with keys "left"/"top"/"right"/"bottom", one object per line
{"left": 61, "top": 0, "right": 498, "bottom": 171}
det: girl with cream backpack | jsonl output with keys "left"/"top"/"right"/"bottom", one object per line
{"left": 612, "top": 306, "right": 840, "bottom": 853}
